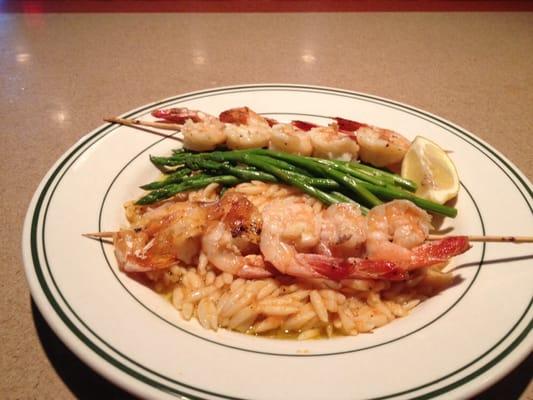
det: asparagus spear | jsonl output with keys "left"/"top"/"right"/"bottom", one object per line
{"left": 247, "top": 150, "right": 382, "bottom": 207}
{"left": 207, "top": 150, "right": 310, "bottom": 175}
{"left": 284, "top": 171, "right": 340, "bottom": 190}
{"left": 239, "top": 154, "right": 341, "bottom": 205}
{"left": 339, "top": 160, "right": 417, "bottom": 192}
{"left": 167, "top": 148, "right": 415, "bottom": 187}
{"left": 136, "top": 175, "right": 240, "bottom": 205}
{"left": 247, "top": 149, "right": 452, "bottom": 215}
{"left": 140, "top": 168, "right": 194, "bottom": 190}
{"left": 356, "top": 181, "right": 457, "bottom": 218}
{"left": 312, "top": 158, "right": 391, "bottom": 187}
{"left": 168, "top": 151, "right": 341, "bottom": 189}
{"left": 184, "top": 158, "right": 278, "bottom": 183}
{"left": 146, "top": 148, "right": 455, "bottom": 217}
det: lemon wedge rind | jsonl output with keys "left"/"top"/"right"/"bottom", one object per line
{"left": 401, "top": 136, "right": 459, "bottom": 205}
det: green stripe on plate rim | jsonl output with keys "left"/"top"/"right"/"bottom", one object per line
{"left": 29, "top": 84, "right": 532, "bottom": 399}
{"left": 42, "top": 105, "right": 483, "bottom": 397}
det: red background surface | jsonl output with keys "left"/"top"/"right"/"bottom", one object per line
{"left": 2, "top": 0, "right": 533, "bottom": 13}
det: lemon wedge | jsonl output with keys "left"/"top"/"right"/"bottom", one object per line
{"left": 401, "top": 136, "right": 459, "bottom": 204}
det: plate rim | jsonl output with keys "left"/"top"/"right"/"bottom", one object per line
{"left": 22, "top": 83, "right": 533, "bottom": 400}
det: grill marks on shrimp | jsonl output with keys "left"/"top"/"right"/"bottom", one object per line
{"left": 220, "top": 193, "right": 262, "bottom": 244}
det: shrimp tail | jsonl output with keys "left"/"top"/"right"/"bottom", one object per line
{"left": 152, "top": 108, "right": 205, "bottom": 124}
{"left": 264, "top": 117, "right": 278, "bottom": 127}
{"left": 409, "top": 236, "right": 471, "bottom": 270}
{"left": 219, "top": 107, "right": 252, "bottom": 125}
{"left": 296, "top": 254, "right": 409, "bottom": 281}
{"left": 333, "top": 117, "right": 368, "bottom": 133}
{"left": 297, "top": 236, "right": 471, "bottom": 280}
{"left": 219, "top": 106, "right": 278, "bottom": 127}
{"left": 291, "top": 120, "right": 319, "bottom": 131}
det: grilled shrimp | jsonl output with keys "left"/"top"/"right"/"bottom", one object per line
{"left": 293, "top": 116, "right": 410, "bottom": 167}
{"left": 259, "top": 198, "right": 410, "bottom": 281}
{"left": 153, "top": 107, "right": 227, "bottom": 151}
{"left": 219, "top": 107, "right": 272, "bottom": 150}
{"left": 259, "top": 198, "right": 323, "bottom": 278}
{"left": 333, "top": 117, "right": 410, "bottom": 168}
{"left": 152, "top": 106, "right": 412, "bottom": 168}
{"left": 114, "top": 202, "right": 209, "bottom": 272}
{"left": 366, "top": 199, "right": 432, "bottom": 263}
{"left": 269, "top": 123, "right": 313, "bottom": 156}
{"left": 317, "top": 203, "right": 367, "bottom": 258}
{"left": 115, "top": 194, "right": 470, "bottom": 281}
{"left": 308, "top": 124, "right": 360, "bottom": 162}
{"left": 181, "top": 117, "right": 227, "bottom": 151}
{"left": 202, "top": 193, "right": 272, "bottom": 278}
{"left": 356, "top": 126, "right": 411, "bottom": 168}
{"left": 202, "top": 223, "right": 271, "bottom": 279}
{"left": 366, "top": 200, "right": 470, "bottom": 269}
{"left": 299, "top": 200, "right": 470, "bottom": 280}
{"left": 262, "top": 198, "right": 469, "bottom": 281}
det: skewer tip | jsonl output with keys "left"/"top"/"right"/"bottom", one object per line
{"left": 82, "top": 231, "right": 115, "bottom": 239}
{"left": 428, "top": 234, "right": 533, "bottom": 243}
{"left": 82, "top": 231, "right": 115, "bottom": 245}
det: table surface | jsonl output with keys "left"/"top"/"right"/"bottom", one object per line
{"left": 1, "top": 11, "right": 531, "bottom": 400}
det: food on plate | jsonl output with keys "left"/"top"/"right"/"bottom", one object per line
{"left": 152, "top": 106, "right": 410, "bottom": 169}
{"left": 143, "top": 147, "right": 457, "bottom": 218}
{"left": 114, "top": 183, "right": 469, "bottom": 338}
{"left": 103, "top": 107, "right": 471, "bottom": 339}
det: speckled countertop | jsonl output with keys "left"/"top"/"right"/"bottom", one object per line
{"left": 1, "top": 12, "right": 531, "bottom": 399}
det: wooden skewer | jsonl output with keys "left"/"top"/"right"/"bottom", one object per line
{"left": 104, "top": 116, "right": 182, "bottom": 131}
{"left": 82, "top": 232, "right": 115, "bottom": 239}
{"left": 83, "top": 231, "right": 533, "bottom": 243}
{"left": 99, "top": 117, "right": 532, "bottom": 245}
{"left": 428, "top": 234, "right": 533, "bottom": 243}
{"left": 82, "top": 232, "right": 115, "bottom": 245}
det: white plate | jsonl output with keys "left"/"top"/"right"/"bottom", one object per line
{"left": 22, "top": 84, "right": 533, "bottom": 400}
